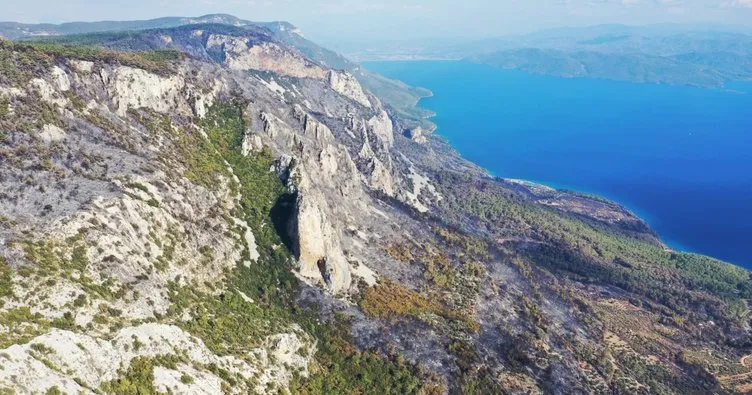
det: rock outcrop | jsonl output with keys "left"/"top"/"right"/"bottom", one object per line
{"left": 0, "top": 323, "right": 313, "bottom": 394}
{"left": 288, "top": 179, "right": 352, "bottom": 292}
{"left": 105, "top": 66, "right": 190, "bottom": 116}
{"left": 328, "top": 70, "right": 372, "bottom": 108}
{"left": 206, "top": 34, "right": 327, "bottom": 79}
{"left": 404, "top": 126, "right": 427, "bottom": 144}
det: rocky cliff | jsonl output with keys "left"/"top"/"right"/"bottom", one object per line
{"left": 1, "top": 21, "right": 751, "bottom": 395}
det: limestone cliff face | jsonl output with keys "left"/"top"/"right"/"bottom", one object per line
{"left": 288, "top": 173, "right": 352, "bottom": 292}
{"left": 2, "top": 30, "right": 440, "bottom": 301}
{"left": 346, "top": 110, "right": 397, "bottom": 197}
{"left": 404, "top": 126, "right": 428, "bottom": 144}
{"left": 241, "top": 102, "right": 372, "bottom": 293}
{"left": 0, "top": 27, "right": 448, "bottom": 391}
{"left": 328, "top": 70, "right": 372, "bottom": 108}
{"left": 203, "top": 32, "right": 379, "bottom": 113}
{"left": 104, "top": 66, "right": 192, "bottom": 117}
{"left": 367, "top": 110, "right": 395, "bottom": 151}
{"left": 206, "top": 34, "right": 327, "bottom": 79}
{"left": 0, "top": 49, "right": 323, "bottom": 393}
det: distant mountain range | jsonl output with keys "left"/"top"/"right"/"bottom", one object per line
{"left": 8, "top": 16, "right": 749, "bottom": 90}
{"left": 349, "top": 24, "right": 752, "bottom": 87}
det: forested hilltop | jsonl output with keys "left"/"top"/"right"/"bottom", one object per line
{"left": 1, "top": 17, "right": 751, "bottom": 394}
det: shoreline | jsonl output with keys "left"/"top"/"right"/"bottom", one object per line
{"left": 399, "top": 65, "right": 737, "bottom": 267}
{"left": 369, "top": 58, "right": 752, "bottom": 94}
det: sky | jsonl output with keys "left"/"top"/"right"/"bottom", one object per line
{"left": 2, "top": 0, "right": 752, "bottom": 45}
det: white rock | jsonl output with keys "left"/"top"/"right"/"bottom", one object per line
{"left": 51, "top": 66, "right": 71, "bottom": 92}
{"left": 206, "top": 35, "right": 327, "bottom": 79}
{"left": 233, "top": 217, "right": 260, "bottom": 262}
{"left": 107, "top": 66, "right": 188, "bottom": 116}
{"left": 401, "top": 169, "right": 442, "bottom": 213}
{"left": 405, "top": 126, "right": 428, "bottom": 144}
{"left": 70, "top": 60, "right": 94, "bottom": 73}
{"left": 289, "top": 174, "right": 352, "bottom": 292}
{"left": 39, "top": 124, "right": 66, "bottom": 143}
{"left": 153, "top": 365, "right": 222, "bottom": 394}
{"left": 328, "top": 71, "right": 371, "bottom": 108}
{"left": 30, "top": 78, "right": 68, "bottom": 107}
{"left": 0, "top": 322, "right": 316, "bottom": 394}
{"left": 367, "top": 110, "right": 394, "bottom": 150}
{"left": 304, "top": 115, "right": 334, "bottom": 145}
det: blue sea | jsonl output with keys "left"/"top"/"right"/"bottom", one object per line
{"left": 365, "top": 60, "right": 752, "bottom": 269}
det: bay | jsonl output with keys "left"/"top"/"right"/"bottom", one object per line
{"left": 365, "top": 60, "right": 752, "bottom": 268}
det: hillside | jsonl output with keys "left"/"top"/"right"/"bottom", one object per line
{"left": 0, "top": 15, "right": 435, "bottom": 131}
{"left": 1, "top": 20, "right": 751, "bottom": 394}
{"left": 468, "top": 48, "right": 729, "bottom": 87}
{"left": 470, "top": 27, "right": 752, "bottom": 86}
{"left": 344, "top": 24, "right": 752, "bottom": 88}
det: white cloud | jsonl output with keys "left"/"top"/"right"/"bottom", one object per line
{"left": 721, "top": 0, "right": 752, "bottom": 7}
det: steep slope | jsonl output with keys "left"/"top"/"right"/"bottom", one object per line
{"left": 1, "top": 23, "right": 751, "bottom": 394}
{"left": 257, "top": 21, "right": 436, "bottom": 128}
{"left": 0, "top": 36, "right": 439, "bottom": 393}
{"left": 1, "top": 15, "right": 435, "bottom": 131}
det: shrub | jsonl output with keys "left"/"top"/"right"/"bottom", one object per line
{"left": 0, "top": 257, "right": 12, "bottom": 298}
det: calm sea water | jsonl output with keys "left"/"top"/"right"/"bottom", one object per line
{"left": 365, "top": 60, "right": 752, "bottom": 268}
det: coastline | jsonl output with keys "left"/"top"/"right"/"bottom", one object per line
{"left": 393, "top": 62, "right": 737, "bottom": 266}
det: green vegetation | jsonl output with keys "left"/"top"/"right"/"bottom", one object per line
{"left": 0, "top": 39, "right": 181, "bottom": 84}
{"left": 140, "top": 112, "right": 230, "bottom": 190}
{"left": 0, "top": 40, "right": 38, "bottom": 86}
{"left": 434, "top": 170, "right": 752, "bottom": 327}
{"left": 180, "top": 374, "right": 194, "bottom": 385}
{"left": 100, "top": 355, "right": 182, "bottom": 394}
{"left": 27, "top": 23, "right": 248, "bottom": 50}
{"left": 25, "top": 41, "right": 181, "bottom": 69}
{"left": 30, "top": 342, "right": 54, "bottom": 355}
{"left": 124, "top": 182, "right": 161, "bottom": 208}
{"left": 0, "top": 257, "right": 12, "bottom": 299}
{"left": 384, "top": 227, "right": 486, "bottom": 326}
{"left": 199, "top": 102, "right": 288, "bottom": 248}
{"left": 44, "top": 387, "right": 62, "bottom": 395}
{"left": 359, "top": 281, "right": 479, "bottom": 334}
{"left": 167, "top": 284, "right": 293, "bottom": 355}
{"left": 289, "top": 316, "right": 440, "bottom": 395}
{"left": 21, "top": 239, "right": 116, "bottom": 301}
{"left": 0, "top": 307, "right": 50, "bottom": 348}
{"left": 0, "top": 94, "right": 9, "bottom": 117}
{"left": 156, "top": 102, "right": 432, "bottom": 392}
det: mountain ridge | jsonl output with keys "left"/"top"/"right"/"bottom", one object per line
{"left": 344, "top": 23, "right": 752, "bottom": 88}
{"left": 1, "top": 18, "right": 751, "bottom": 394}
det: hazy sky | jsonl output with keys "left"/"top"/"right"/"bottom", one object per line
{"left": 3, "top": 0, "right": 752, "bottom": 44}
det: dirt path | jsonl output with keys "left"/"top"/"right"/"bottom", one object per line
{"left": 717, "top": 354, "right": 752, "bottom": 391}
